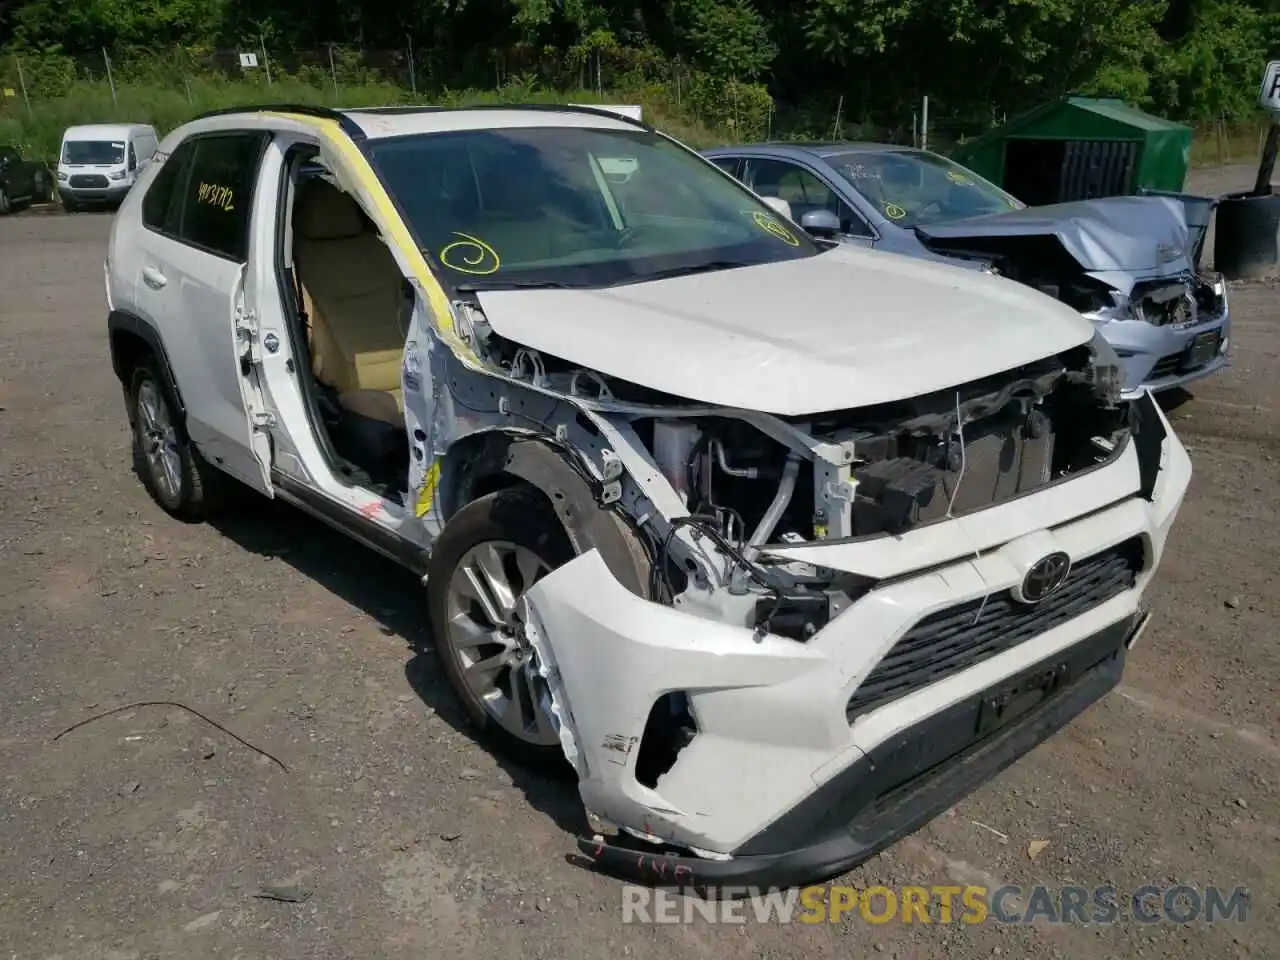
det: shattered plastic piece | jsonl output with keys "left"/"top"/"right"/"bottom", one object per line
{"left": 1026, "top": 839, "right": 1050, "bottom": 861}
{"left": 522, "top": 603, "right": 585, "bottom": 778}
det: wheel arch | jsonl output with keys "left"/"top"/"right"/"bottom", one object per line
{"left": 108, "top": 310, "right": 187, "bottom": 427}
{"left": 437, "top": 429, "right": 653, "bottom": 600}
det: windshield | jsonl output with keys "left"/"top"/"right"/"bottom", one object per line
{"left": 367, "top": 126, "right": 819, "bottom": 289}
{"left": 63, "top": 140, "right": 126, "bottom": 165}
{"left": 826, "top": 150, "right": 1023, "bottom": 227}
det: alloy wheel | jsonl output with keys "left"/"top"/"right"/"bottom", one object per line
{"left": 135, "top": 379, "right": 183, "bottom": 503}
{"left": 443, "top": 540, "right": 559, "bottom": 747}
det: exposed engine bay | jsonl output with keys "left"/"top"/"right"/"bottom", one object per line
{"left": 410, "top": 247, "right": 1188, "bottom": 878}
{"left": 636, "top": 346, "right": 1127, "bottom": 544}
{"left": 458, "top": 297, "right": 1131, "bottom": 649}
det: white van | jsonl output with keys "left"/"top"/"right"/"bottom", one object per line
{"left": 57, "top": 123, "right": 159, "bottom": 211}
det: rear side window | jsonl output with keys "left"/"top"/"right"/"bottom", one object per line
{"left": 180, "top": 134, "right": 269, "bottom": 261}
{"left": 709, "top": 157, "right": 741, "bottom": 178}
{"left": 142, "top": 139, "right": 196, "bottom": 235}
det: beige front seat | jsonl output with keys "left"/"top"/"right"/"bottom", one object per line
{"left": 293, "top": 177, "right": 407, "bottom": 426}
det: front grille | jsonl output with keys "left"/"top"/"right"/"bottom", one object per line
{"left": 1150, "top": 352, "right": 1183, "bottom": 379}
{"left": 69, "top": 174, "right": 109, "bottom": 188}
{"left": 1150, "top": 330, "right": 1222, "bottom": 382}
{"left": 846, "top": 537, "right": 1144, "bottom": 720}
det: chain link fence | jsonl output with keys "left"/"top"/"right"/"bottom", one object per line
{"left": 1, "top": 45, "right": 1254, "bottom": 168}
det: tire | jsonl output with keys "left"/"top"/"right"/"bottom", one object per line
{"left": 128, "top": 359, "right": 228, "bottom": 522}
{"left": 0, "top": 188, "right": 10, "bottom": 216}
{"left": 426, "top": 486, "right": 576, "bottom": 771}
{"left": 61, "top": 195, "right": 79, "bottom": 213}
{"left": 33, "top": 171, "right": 50, "bottom": 203}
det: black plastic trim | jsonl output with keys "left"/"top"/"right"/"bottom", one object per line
{"left": 845, "top": 537, "right": 1142, "bottom": 717}
{"left": 502, "top": 438, "right": 654, "bottom": 599}
{"left": 107, "top": 309, "right": 187, "bottom": 424}
{"left": 1131, "top": 390, "right": 1167, "bottom": 501}
{"left": 576, "top": 612, "right": 1138, "bottom": 889}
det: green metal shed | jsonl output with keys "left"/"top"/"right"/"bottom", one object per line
{"left": 949, "top": 96, "right": 1192, "bottom": 206}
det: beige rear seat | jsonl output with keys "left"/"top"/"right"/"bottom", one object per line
{"left": 293, "top": 177, "right": 407, "bottom": 427}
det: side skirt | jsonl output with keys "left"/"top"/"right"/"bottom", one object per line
{"left": 271, "top": 469, "right": 428, "bottom": 576}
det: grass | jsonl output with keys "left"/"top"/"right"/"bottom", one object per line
{"left": 0, "top": 75, "right": 727, "bottom": 164}
{"left": 1, "top": 68, "right": 1263, "bottom": 180}
{"left": 1188, "top": 121, "right": 1270, "bottom": 169}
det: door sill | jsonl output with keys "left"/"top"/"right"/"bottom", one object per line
{"left": 271, "top": 470, "right": 428, "bottom": 575}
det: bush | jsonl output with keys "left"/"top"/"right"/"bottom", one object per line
{"left": 0, "top": 48, "right": 767, "bottom": 162}
{"left": 685, "top": 75, "right": 772, "bottom": 142}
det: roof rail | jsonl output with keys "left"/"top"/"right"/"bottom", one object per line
{"left": 339, "top": 101, "right": 651, "bottom": 131}
{"left": 190, "top": 103, "right": 366, "bottom": 139}
{"left": 191, "top": 101, "right": 650, "bottom": 140}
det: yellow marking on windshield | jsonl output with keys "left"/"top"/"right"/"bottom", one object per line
{"left": 750, "top": 211, "right": 801, "bottom": 246}
{"left": 884, "top": 202, "right": 907, "bottom": 220}
{"left": 439, "top": 232, "right": 500, "bottom": 275}
{"left": 945, "top": 170, "right": 974, "bottom": 186}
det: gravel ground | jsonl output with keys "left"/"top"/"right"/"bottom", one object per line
{"left": 1, "top": 167, "right": 1276, "bottom": 959}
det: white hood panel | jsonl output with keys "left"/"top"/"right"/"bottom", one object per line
{"left": 475, "top": 245, "right": 1094, "bottom": 415}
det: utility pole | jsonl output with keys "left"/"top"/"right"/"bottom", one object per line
{"left": 103, "top": 48, "right": 118, "bottom": 108}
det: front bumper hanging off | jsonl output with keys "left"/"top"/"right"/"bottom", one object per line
{"left": 520, "top": 393, "right": 1190, "bottom": 889}
{"left": 575, "top": 611, "right": 1146, "bottom": 889}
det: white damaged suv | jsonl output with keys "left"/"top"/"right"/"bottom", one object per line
{"left": 105, "top": 103, "right": 1190, "bottom": 888}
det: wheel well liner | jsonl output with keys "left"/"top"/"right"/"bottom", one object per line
{"left": 444, "top": 432, "right": 653, "bottom": 600}
{"left": 108, "top": 310, "right": 186, "bottom": 425}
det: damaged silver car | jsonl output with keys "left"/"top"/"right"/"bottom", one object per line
{"left": 702, "top": 143, "right": 1230, "bottom": 398}
{"left": 106, "top": 104, "right": 1191, "bottom": 889}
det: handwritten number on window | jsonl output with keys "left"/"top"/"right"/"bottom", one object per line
{"left": 197, "top": 181, "right": 235, "bottom": 212}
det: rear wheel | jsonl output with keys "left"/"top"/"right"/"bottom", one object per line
{"left": 129, "top": 360, "right": 228, "bottom": 522}
{"left": 426, "top": 487, "right": 575, "bottom": 770}
{"left": 0, "top": 188, "right": 10, "bottom": 216}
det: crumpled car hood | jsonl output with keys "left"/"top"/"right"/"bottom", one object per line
{"left": 915, "top": 196, "right": 1192, "bottom": 274}
{"left": 474, "top": 245, "right": 1093, "bottom": 416}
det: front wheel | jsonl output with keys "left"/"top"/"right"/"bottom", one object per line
{"left": 426, "top": 487, "right": 576, "bottom": 770}
{"left": 129, "top": 361, "right": 227, "bottom": 522}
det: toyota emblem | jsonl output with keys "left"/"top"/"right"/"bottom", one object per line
{"left": 1017, "top": 551, "right": 1072, "bottom": 604}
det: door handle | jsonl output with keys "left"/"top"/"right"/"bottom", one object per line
{"left": 141, "top": 266, "right": 167, "bottom": 290}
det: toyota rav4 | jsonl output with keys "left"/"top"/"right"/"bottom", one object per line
{"left": 105, "top": 103, "right": 1190, "bottom": 888}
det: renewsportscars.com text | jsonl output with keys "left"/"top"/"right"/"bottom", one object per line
{"left": 621, "top": 884, "right": 1251, "bottom": 925}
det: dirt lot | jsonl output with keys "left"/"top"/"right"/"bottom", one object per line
{"left": 1, "top": 167, "right": 1276, "bottom": 960}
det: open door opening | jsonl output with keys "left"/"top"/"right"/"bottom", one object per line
{"left": 277, "top": 150, "right": 412, "bottom": 499}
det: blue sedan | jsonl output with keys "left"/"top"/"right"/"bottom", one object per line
{"left": 701, "top": 142, "right": 1230, "bottom": 397}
